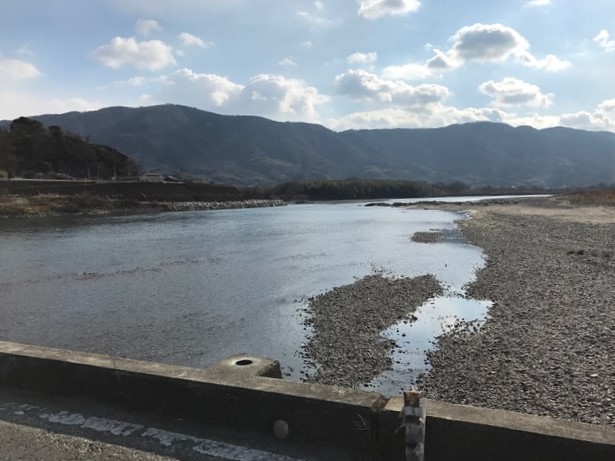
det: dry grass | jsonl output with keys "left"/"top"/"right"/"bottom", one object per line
{"left": 0, "top": 193, "right": 142, "bottom": 216}
{"left": 564, "top": 189, "right": 615, "bottom": 206}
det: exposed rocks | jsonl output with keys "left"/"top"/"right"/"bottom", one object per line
{"left": 411, "top": 231, "right": 443, "bottom": 243}
{"left": 302, "top": 274, "right": 442, "bottom": 388}
{"left": 419, "top": 205, "right": 615, "bottom": 426}
{"left": 159, "top": 199, "right": 286, "bottom": 212}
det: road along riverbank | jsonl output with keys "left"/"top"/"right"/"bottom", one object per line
{"left": 419, "top": 197, "right": 615, "bottom": 426}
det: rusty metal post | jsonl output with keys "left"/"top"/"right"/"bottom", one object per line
{"left": 401, "top": 390, "right": 426, "bottom": 461}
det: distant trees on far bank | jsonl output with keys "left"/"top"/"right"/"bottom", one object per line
{"left": 242, "top": 178, "right": 466, "bottom": 201}
{"left": 242, "top": 178, "right": 564, "bottom": 201}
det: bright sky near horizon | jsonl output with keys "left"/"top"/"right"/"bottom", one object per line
{"left": 1, "top": 0, "right": 615, "bottom": 132}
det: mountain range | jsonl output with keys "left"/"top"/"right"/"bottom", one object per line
{"left": 5, "top": 104, "right": 615, "bottom": 187}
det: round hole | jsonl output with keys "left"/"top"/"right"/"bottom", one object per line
{"left": 235, "top": 359, "right": 253, "bottom": 366}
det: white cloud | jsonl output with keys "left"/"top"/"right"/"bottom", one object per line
{"left": 239, "top": 74, "right": 329, "bottom": 121}
{"left": 93, "top": 37, "right": 176, "bottom": 70}
{"left": 0, "top": 55, "right": 41, "bottom": 81}
{"left": 450, "top": 23, "right": 529, "bottom": 62}
{"left": 357, "top": 0, "right": 421, "bottom": 19}
{"left": 297, "top": 1, "right": 336, "bottom": 29}
{"left": 152, "top": 69, "right": 328, "bottom": 122}
{"left": 178, "top": 32, "right": 214, "bottom": 48}
{"left": 518, "top": 53, "right": 571, "bottom": 72}
{"left": 333, "top": 69, "right": 449, "bottom": 107}
{"left": 525, "top": 0, "right": 550, "bottom": 7}
{"left": 434, "top": 23, "right": 570, "bottom": 72}
{"left": 557, "top": 99, "right": 615, "bottom": 131}
{"left": 597, "top": 98, "right": 615, "bottom": 113}
{"left": 302, "top": 41, "right": 314, "bottom": 50}
{"left": 135, "top": 19, "right": 162, "bottom": 36}
{"left": 327, "top": 105, "right": 505, "bottom": 130}
{"left": 159, "top": 68, "right": 243, "bottom": 107}
{"left": 479, "top": 77, "right": 553, "bottom": 108}
{"left": 385, "top": 23, "right": 569, "bottom": 82}
{"left": 326, "top": 101, "right": 575, "bottom": 131}
{"left": 0, "top": 91, "right": 102, "bottom": 119}
{"left": 559, "top": 111, "right": 611, "bottom": 131}
{"left": 278, "top": 57, "right": 297, "bottom": 67}
{"left": 382, "top": 62, "right": 436, "bottom": 81}
{"left": 426, "top": 49, "right": 457, "bottom": 70}
{"left": 347, "top": 52, "right": 378, "bottom": 65}
{"left": 593, "top": 30, "right": 615, "bottom": 52}
{"left": 121, "top": 76, "right": 147, "bottom": 86}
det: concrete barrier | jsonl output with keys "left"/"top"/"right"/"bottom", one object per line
{"left": 1, "top": 340, "right": 614, "bottom": 460}
{"left": 0, "top": 341, "right": 385, "bottom": 456}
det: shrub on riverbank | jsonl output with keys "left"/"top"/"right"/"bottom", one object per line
{"left": 0, "top": 194, "right": 143, "bottom": 216}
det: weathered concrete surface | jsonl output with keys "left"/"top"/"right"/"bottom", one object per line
{"left": 0, "top": 341, "right": 385, "bottom": 456}
{"left": 0, "top": 419, "right": 176, "bottom": 461}
{"left": 381, "top": 397, "right": 615, "bottom": 461}
{"left": 0, "top": 386, "right": 343, "bottom": 461}
{"left": 2, "top": 340, "right": 615, "bottom": 460}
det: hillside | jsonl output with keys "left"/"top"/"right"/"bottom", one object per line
{"left": 5, "top": 105, "right": 615, "bottom": 187}
{"left": 0, "top": 117, "right": 138, "bottom": 180}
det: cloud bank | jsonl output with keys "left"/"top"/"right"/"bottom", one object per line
{"left": 93, "top": 37, "right": 176, "bottom": 70}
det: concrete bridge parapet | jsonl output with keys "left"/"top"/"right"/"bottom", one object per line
{"left": 0, "top": 340, "right": 614, "bottom": 460}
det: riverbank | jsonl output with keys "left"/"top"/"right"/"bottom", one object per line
{"left": 302, "top": 274, "right": 443, "bottom": 388}
{"left": 0, "top": 194, "right": 285, "bottom": 217}
{"left": 419, "top": 196, "right": 615, "bottom": 426}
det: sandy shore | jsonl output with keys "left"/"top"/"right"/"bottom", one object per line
{"left": 420, "top": 197, "right": 615, "bottom": 426}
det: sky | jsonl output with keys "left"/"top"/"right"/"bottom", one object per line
{"left": 1, "top": 0, "right": 615, "bottom": 132}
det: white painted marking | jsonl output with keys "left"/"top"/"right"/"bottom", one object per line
{"left": 142, "top": 427, "right": 306, "bottom": 461}
{"left": 30, "top": 406, "right": 305, "bottom": 461}
{"left": 40, "top": 411, "right": 144, "bottom": 436}
{"left": 193, "top": 439, "right": 304, "bottom": 461}
{"left": 141, "top": 427, "right": 201, "bottom": 447}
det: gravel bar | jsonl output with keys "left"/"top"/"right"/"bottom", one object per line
{"left": 303, "top": 274, "right": 442, "bottom": 388}
{"left": 420, "top": 200, "right": 615, "bottom": 426}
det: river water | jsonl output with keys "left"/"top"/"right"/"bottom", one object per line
{"left": 0, "top": 200, "right": 492, "bottom": 395}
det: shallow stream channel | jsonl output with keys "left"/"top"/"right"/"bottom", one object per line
{"left": 0, "top": 196, "right": 499, "bottom": 396}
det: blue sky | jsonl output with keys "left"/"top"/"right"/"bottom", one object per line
{"left": 1, "top": 0, "right": 615, "bottom": 131}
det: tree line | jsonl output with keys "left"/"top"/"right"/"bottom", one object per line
{"left": 242, "top": 178, "right": 562, "bottom": 201}
{"left": 0, "top": 117, "right": 138, "bottom": 180}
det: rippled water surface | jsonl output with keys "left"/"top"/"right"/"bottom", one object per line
{"left": 0, "top": 201, "right": 489, "bottom": 393}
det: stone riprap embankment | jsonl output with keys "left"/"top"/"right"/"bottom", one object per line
{"left": 161, "top": 199, "right": 285, "bottom": 211}
{"left": 303, "top": 274, "right": 442, "bottom": 388}
{"left": 0, "top": 179, "right": 286, "bottom": 216}
{"left": 420, "top": 199, "right": 615, "bottom": 426}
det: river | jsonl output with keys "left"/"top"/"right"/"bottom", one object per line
{"left": 0, "top": 199, "right": 492, "bottom": 395}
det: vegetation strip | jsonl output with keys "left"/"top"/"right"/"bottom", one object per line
{"left": 411, "top": 231, "right": 444, "bottom": 243}
{"left": 303, "top": 274, "right": 442, "bottom": 388}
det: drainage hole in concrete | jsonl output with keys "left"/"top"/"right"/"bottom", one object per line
{"left": 235, "top": 359, "right": 254, "bottom": 366}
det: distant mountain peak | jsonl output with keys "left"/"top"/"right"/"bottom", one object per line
{"left": 8, "top": 105, "right": 614, "bottom": 187}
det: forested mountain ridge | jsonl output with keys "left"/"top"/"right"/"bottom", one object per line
{"left": 0, "top": 117, "right": 138, "bottom": 179}
{"left": 4, "top": 104, "right": 615, "bottom": 187}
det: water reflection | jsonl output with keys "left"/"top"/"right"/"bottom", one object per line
{"left": 366, "top": 296, "right": 492, "bottom": 396}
